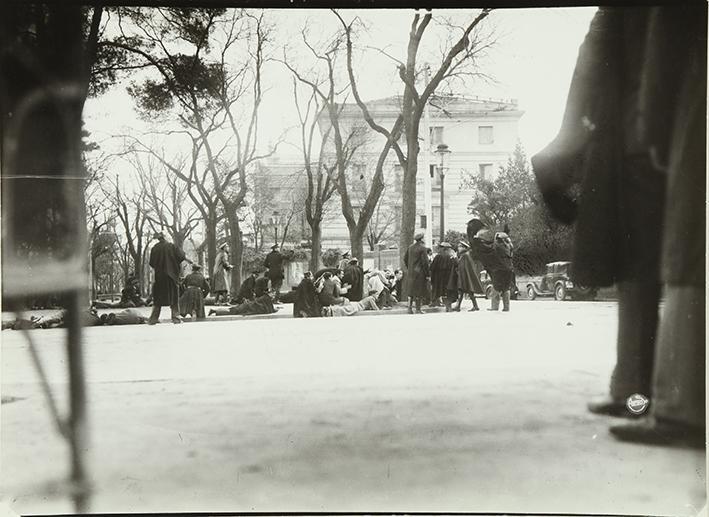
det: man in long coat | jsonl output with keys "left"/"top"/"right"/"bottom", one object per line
{"left": 403, "top": 232, "right": 430, "bottom": 314}
{"left": 264, "top": 244, "right": 286, "bottom": 301}
{"left": 429, "top": 242, "right": 456, "bottom": 306}
{"left": 148, "top": 232, "right": 187, "bottom": 324}
{"left": 532, "top": 6, "right": 705, "bottom": 446}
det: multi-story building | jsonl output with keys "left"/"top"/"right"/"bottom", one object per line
{"left": 317, "top": 94, "right": 524, "bottom": 249}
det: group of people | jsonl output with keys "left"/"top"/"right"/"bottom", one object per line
{"left": 404, "top": 222, "right": 515, "bottom": 315}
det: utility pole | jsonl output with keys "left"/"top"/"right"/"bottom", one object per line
{"left": 421, "top": 64, "right": 433, "bottom": 247}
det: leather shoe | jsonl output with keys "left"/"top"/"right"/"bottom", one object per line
{"left": 610, "top": 417, "right": 705, "bottom": 448}
{"left": 587, "top": 397, "right": 635, "bottom": 418}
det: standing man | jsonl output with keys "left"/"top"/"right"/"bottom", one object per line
{"left": 264, "top": 244, "right": 285, "bottom": 301}
{"left": 403, "top": 232, "right": 430, "bottom": 314}
{"left": 148, "top": 232, "right": 187, "bottom": 325}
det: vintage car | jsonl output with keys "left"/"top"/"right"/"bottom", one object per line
{"left": 525, "top": 261, "right": 597, "bottom": 301}
{"left": 480, "top": 270, "right": 519, "bottom": 300}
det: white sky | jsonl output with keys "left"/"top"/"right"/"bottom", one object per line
{"left": 84, "top": 7, "right": 597, "bottom": 171}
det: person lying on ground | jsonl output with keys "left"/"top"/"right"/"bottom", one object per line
{"left": 321, "top": 295, "right": 380, "bottom": 317}
{"left": 208, "top": 293, "right": 279, "bottom": 317}
{"left": 3, "top": 308, "right": 103, "bottom": 330}
{"left": 99, "top": 308, "right": 148, "bottom": 325}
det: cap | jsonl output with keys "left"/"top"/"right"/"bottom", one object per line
{"left": 458, "top": 241, "right": 470, "bottom": 249}
{"left": 414, "top": 232, "right": 425, "bottom": 241}
{"left": 439, "top": 242, "right": 452, "bottom": 249}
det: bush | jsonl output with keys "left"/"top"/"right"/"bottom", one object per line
{"left": 321, "top": 248, "right": 343, "bottom": 267}
{"left": 443, "top": 230, "right": 466, "bottom": 248}
{"left": 242, "top": 247, "right": 267, "bottom": 274}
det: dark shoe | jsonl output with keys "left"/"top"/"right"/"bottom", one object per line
{"left": 407, "top": 307, "right": 414, "bottom": 314}
{"left": 415, "top": 309, "right": 425, "bottom": 314}
{"left": 502, "top": 308, "right": 510, "bottom": 312}
{"left": 171, "top": 317, "right": 182, "bottom": 324}
{"left": 208, "top": 309, "right": 216, "bottom": 316}
{"left": 453, "top": 305, "right": 461, "bottom": 312}
{"left": 610, "top": 417, "right": 705, "bottom": 448}
{"left": 587, "top": 398, "right": 634, "bottom": 418}
{"left": 468, "top": 306, "right": 480, "bottom": 312}
{"left": 147, "top": 319, "right": 159, "bottom": 326}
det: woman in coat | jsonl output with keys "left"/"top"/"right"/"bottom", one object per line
{"left": 179, "top": 264, "right": 210, "bottom": 320}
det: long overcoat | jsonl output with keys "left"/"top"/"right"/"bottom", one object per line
{"left": 149, "top": 240, "right": 185, "bottom": 307}
{"left": 404, "top": 241, "right": 430, "bottom": 298}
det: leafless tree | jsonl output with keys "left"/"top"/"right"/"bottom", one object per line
{"left": 336, "top": 9, "right": 494, "bottom": 262}
{"left": 280, "top": 26, "right": 391, "bottom": 262}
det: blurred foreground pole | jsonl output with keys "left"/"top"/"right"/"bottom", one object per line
{"left": 1, "top": 5, "right": 91, "bottom": 512}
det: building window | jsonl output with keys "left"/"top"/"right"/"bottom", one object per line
{"left": 430, "top": 126, "right": 444, "bottom": 146}
{"left": 478, "top": 125, "right": 494, "bottom": 145}
{"left": 479, "top": 163, "right": 493, "bottom": 180}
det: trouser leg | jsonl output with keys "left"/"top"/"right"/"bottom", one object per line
{"left": 490, "top": 290, "right": 500, "bottom": 311}
{"left": 148, "top": 304, "right": 161, "bottom": 324}
{"left": 609, "top": 280, "right": 660, "bottom": 401}
{"left": 502, "top": 290, "right": 511, "bottom": 311}
{"left": 649, "top": 286, "right": 705, "bottom": 428}
{"left": 170, "top": 304, "right": 181, "bottom": 323}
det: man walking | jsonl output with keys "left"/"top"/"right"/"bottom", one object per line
{"left": 264, "top": 244, "right": 285, "bottom": 301}
{"left": 148, "top": 232, "right": 187, "bottom": 325}
{"left": 403, "top": 232, "right": 430, "bottom": 314}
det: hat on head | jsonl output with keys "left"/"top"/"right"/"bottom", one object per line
{"left": 271, "top": 244, "right": 280, "bottom": 250}
{"left": 439, "top": 242, "right": 452, "bottom": 249}
{"left": 153, "top": 231, "right": 165, "bottom": 240}
{"left": 414, "top": 232, "right": 425, "bottom": 241}
{"left": 342, "top": 250, "right": 350, "bottom": 257}
{"left": 475, "top": 228, "right": 494, "bottom": 242}
{"left": 349, "top": 258, "right": 359, "bottom": 264}
{"left": 458, "top": 240, "right": 470, "bottom": 249}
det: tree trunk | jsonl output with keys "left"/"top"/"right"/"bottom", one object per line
{"left": 399, "top": 160, "right": 418, "bottom": 265}
{"left": 348, "top": 225, "right": 365, "bottom": 264}
{"left": 309, "top": 222, "right": 322, "bottom": 272}
{"left": 205, "top": 220, "right": 217, "bottom": 284}
{"left": 226, "top": 212, "right": 243, "bottom": 298}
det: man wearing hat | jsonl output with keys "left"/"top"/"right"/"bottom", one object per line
{"left": 179, "top": 263, "right": 210, "bottom": 321}
{"left": 338, "top": 251, "right": 351, "bottom": 271}
{"left": 148, "top": 232, "right": 187, "bottom": 324}
{"left": 403, "top": 232, "right": 430, "bottom": 314}
{"left": 264, "top": 244, "right": 286, "bottom": 301}
{"left": 430, "top": 242, "right": 455, "bottom": 307}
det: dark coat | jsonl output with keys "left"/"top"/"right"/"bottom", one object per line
{"left": 264, "top": 251, "right": 285, "bottom": 280}
{"left": 343, "top": 264, "right": 364, "bottom": 301}
{"left": 235, "top": 275, "right": 257, "bottom": 303}
{"left": 293, "top": 278, "right": 320, "bottom": 318}
{"left": 230, "top": 295, "right": 276, "bottom": 316}
{"left": 318, "top": 278, "right": 342, "bottom": 306}
{"left": 149, "top": 239, "right": 186, "bottom": 307}
{"left": 531, "top": 7, "right": 705, "bottom": 286}
{"left": 430, "top": 253, "right": 456, "bottom": 298}
{"left": 404, "top": 241, "right": 430, "bottom": 298}
{"left": 254, "top": 276, "right": 270, "bottom": 297}
{"left": 457, "top": 250, "right": 484, "bottom": 294}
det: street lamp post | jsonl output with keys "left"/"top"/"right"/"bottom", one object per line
{"left": 435, "top": 143, "right": 451, "bottom": 244}
{"left": 270, "top": 210, "right": 281, "bottom": 246}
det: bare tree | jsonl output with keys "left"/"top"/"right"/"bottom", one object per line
{"left": 102, "top": 177, "right": 149, "bottom": 295}
{"left": 281, "top": 26, "right": 393, "bottom": 262}
{"left": 336, "top": 9, "right": 493, "bottom": 262}
{"left": 129, "top": 151, "right": 201, "bottom": 248}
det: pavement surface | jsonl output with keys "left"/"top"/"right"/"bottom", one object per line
{"left": 1, "top": 300, "right": 706, "bottom": 515}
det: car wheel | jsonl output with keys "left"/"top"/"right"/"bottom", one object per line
{"left": 526, "top": 286, "right": 536, "bottom": 300}
{"left": 485, "top": 285, "right": 493, "bottom": 299}
{"left": 554, "top": 283, "right": 566, "bottom": 301}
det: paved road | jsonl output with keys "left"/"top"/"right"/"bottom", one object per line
{"left": 1, "top": 301, "right": 705, "bottom": 515}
